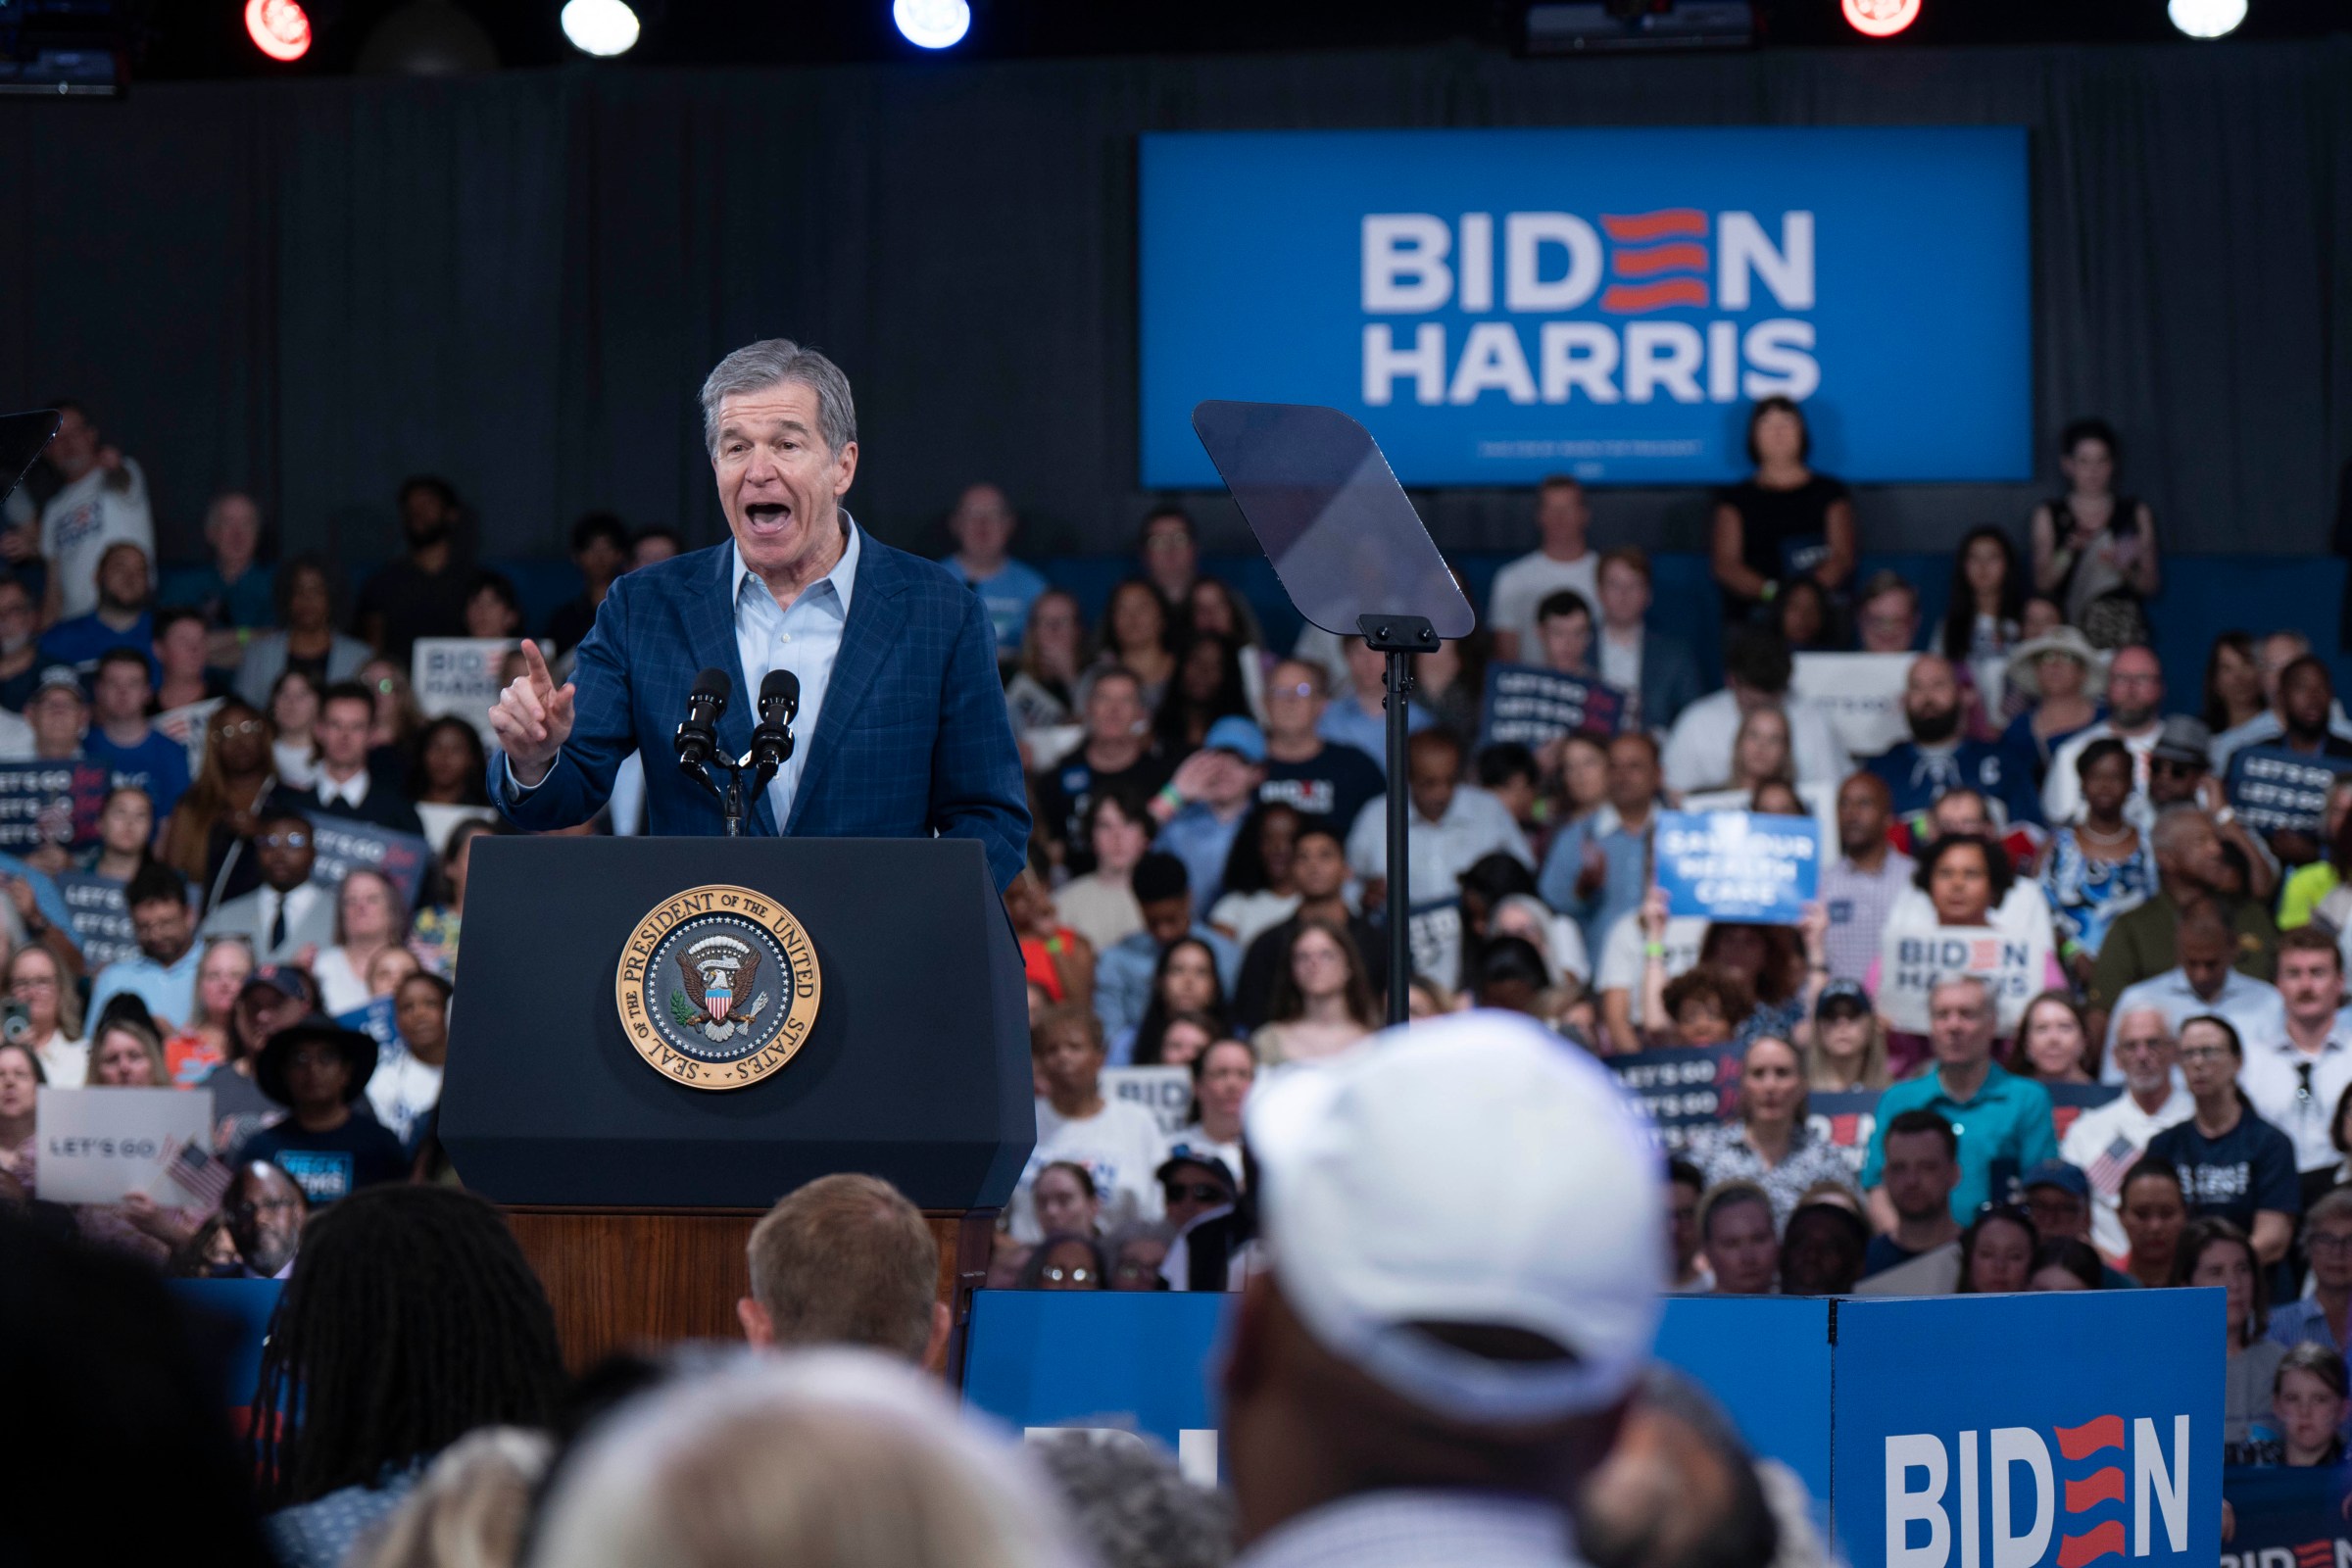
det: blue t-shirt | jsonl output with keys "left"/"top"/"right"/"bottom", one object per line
{"left": 1860, "top": 1061, "right": 2060, "bottom": 1223}
{"left": 2145, "top": 1109, "right": 2302, "bottom": 1237}
{"left": 1861, "top": 1233, "right": 1925, "bottom": 1279}
{"left": 1866, "top": 738, "right": 2043, "bottom": 827}
{"left": 172, "top": 563, "right": 277, "bottom": 629}
{"left": 238, "top": 1117, "right": 410, "bottom": 1206}
{"left": 1259, "top": 742, "right": 1386, "bottom": 832}
{"left": 942, "top": 556, "right": 1047, "bottom": 653}
{"left": 36, "top": 610, "right": 157, "bottom": 681}
{"left": 82, "top": 727, "right": 190, "bottom": 819}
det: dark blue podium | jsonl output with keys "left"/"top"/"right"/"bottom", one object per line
{"left": 440, "top": 835, "right": 1033, "bottom": 1368}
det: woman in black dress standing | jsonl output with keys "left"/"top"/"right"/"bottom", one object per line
{"left": 1710, "top": 396, "right": 1857, "bottom": 630}
{"left": 2029, "top": 417, "right": 2160, "bottom": 651}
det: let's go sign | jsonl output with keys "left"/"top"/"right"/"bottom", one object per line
{"left": 1140, "top": 127, "right": 2030, "bottom": 487}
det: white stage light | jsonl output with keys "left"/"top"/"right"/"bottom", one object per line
{"left": 1840, "top": 0, "right": 1921, "bottom": 38}
{"left": 894, "top": 0, "right": 971, "bottom": 50}
{"left": 561, "top": 0, "right": 641, "bottom": 57}
{"left": 2168, "top": 0, "right": 2247, "bottom": 38}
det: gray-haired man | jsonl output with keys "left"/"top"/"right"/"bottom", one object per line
{"left": 485, "top": 339, "right": 1029, "bottom": 885}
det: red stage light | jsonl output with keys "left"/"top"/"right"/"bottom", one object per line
{"left": 245, "top": 0, "right": 313, "bottom": 62}
{"left": 1840, "top": 0, "right": 1921, "bottom": 37}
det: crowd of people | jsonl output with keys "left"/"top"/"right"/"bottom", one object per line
{"left": 991, "top": 401, "right": 2352, "bottom": 1487}
{"left": 22, "top": 1016, "right": 1827, "bottom": 1568}
{"left": 7, "top": 388, "right": 2352, "bottom": 1560}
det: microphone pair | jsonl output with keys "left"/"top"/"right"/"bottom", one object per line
{"left": 674, "top": 667, "right": 799, "bottom": 771}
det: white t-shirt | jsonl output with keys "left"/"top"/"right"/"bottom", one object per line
{"left": 2057, "top": 1085, "right": 2193, "bottom": 1257}
{"left": 2041, "top": 720, "right": 2160, "bottom": 829}
{"left": 1598, "top": 629, "right": 1644, "bottom": 715}
{"left": 1172, "top": 1125, "right": 1247, "bottom": 1190}
{"left": 416, "top": 803, "right": 498, "bottom": 858}
{"left": 1487, "top": 550, "right": 1599, "bottom": 656}
{"left": 1596, "top": 912, "right": 1708, "bottom": 1028}
{"left": 38, "top": 459, "right": 155, "bottom": 621}
{"left": 32, "top": 1033, "right": 88, "bottom": 1089}
{"left": 1013, "top": 1096, "right": 1168, "bottom": 1242}
{"left": 0, "top": 710, "right": 31, "bottom": 761}
{"left": 364, "top": 1040, "right": 444, "bottom": 1151}
{"left": 1208, "top": 888, "right": 1300, "bottom": 953}
{"left": 1661, "top": 689, "right": 1853, "bottom": 795}
{"left": 312, "top": 947, "right": 371, "bottom": 1017}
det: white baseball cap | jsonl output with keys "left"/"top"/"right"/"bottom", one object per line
{"left": 1245, "top": 1010, "right": 1665, "bottom": 1426}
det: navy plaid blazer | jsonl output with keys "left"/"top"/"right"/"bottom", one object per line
{"left": 488, "top": 529, "right": 1031, "bottom": 891}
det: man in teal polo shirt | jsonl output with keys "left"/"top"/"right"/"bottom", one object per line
{"left": 1862, "top": 974, "right": 2059, "bottom": 1227}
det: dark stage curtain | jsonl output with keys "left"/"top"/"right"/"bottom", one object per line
{"left": 0, "top": 40, "right": 2348, "bottom": 565}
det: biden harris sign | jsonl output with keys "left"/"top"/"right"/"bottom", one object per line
{"left": 1139, "top": 127, "right": 2030, "bottom": 487}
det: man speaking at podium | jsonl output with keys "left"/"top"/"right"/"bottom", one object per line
{"left": 485, "top": 339, "right": 1030, "bottom": 891}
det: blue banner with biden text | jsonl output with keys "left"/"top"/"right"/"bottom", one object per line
{"left": 1141, "top": 127, "right": 2030, "bottom": 487}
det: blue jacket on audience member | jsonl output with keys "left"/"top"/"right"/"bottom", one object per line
{"left": 1632, "top": 629, "right": 1706, "bottom": 733}
{"left": 486, "top": 530, "right": 1030, "bottom": 892}
{"left": 1537, "top": 812, "right": 1648, "bottom": 958}
{"left": 1865, "top": 737, "right": 2043, "bottom": 827}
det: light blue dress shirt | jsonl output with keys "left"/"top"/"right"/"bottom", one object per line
{"left": 87, "top": 941, "right": 203, "bottom": 1033}
{"left": 731, "top": 523, "right": 860, "bottom": 829}
{"left": 505, "top": 520, "right": 861, "bottom": 831}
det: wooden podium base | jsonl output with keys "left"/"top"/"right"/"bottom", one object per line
{"left": 506, "top": 1205, "right": 1000, "bottom": 1379}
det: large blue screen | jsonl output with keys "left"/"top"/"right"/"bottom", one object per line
{"left": 1140, "top": 127, "right": 2032, "bottom": 487}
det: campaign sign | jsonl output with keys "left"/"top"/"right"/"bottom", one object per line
{"left": 1835, "top": 1290, "right": 2221, "bottom": 1568}
{"left": 1807, "top": 1087, "right": 1882, "bottom": 1179}
{"left": 1140, "top": 127, "right": 2030, "bottom": 487}
{"left": 35, "top": 1086, "right": 214, "bottom": 1202}
{"left": 1405, "top": 896, "right": 1464, "bottom": 991}
{"left": 306, "top": 818, "right": 431, "bottom": 910}
{"left": 963, "top": 1290, "right": 1838, "bottom": 1496}
{"left": 413, "top": 637, "right": 519, "bottom": 739}
{"left": 154, "top": 697, "right": 223, "bottom": 778}
{"left": 965, "top": 1290, "right": 1231, "bottom": 1484}
{"left": 1791, "top": 652, "right": 1915, "bottom": 760}
{"left": 53, "top": 871, "right": 139, "bottom": 970}
{"left": 2225, "top": 744, "right": 2352, "bottom": 837}
{"left": 1878, "top": 922, "right": 2049, "bottom": 1034}
{"left": 337, "top": 995, "right": 401, "bottom": 1053}
{"left": 1102, "top": 1065, "right": 1193, "bottom": 1138}
{"left": 2220, "top": 1465, "right": 2352, "bottom": 1568}
{"left": 1654, "top": 808, "right": 1820, "bottom": 924}
{"left": 0, "top": 760, "right": 110, "bottom": 852}
{"left": 1607, "top": 1042, "right": 1744, "bottom": 1152}
{"left": 1479, "top": 663, "right": 1626, "bottom": 750}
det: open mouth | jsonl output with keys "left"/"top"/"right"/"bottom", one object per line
{"left": 744, "top": 502, "right": 791, "bottom": 533}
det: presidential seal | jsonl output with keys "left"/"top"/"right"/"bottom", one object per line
{"left": 614, "top": 884, "right": 821, "bottom": 1091}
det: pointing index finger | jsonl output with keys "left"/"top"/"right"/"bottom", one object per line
{"left": 520, "top": 638, "right": 555, "bottom": 694}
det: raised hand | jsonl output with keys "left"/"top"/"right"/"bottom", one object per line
{"left": 487, "top": 640, "right": 575, "bottom": 787}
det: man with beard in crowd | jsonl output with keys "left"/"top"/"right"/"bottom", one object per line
{"left": 2226, "top": 654, "right": 2352, "bottom": 867}
{"left": 357, "top": 475, "right": 472, "bottom": 663}
{"left": 223, "top": 1158, "right": 308, "bottom": 1279}
{"left": 1867, "top": 654, "right": 2041, "bottom": 825}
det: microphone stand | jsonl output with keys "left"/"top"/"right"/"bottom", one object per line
{"left": 679, "top": 725, "right": 793, "bottom": 839}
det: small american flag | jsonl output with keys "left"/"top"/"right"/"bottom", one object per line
{"left": 2084, "top": 1134, "right": 2137, "bottom": 1197}
{"left": 163, "top": 1138, "right": 231, "bottom": 1212}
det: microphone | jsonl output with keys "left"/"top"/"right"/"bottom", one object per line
{"left": 750, "top": 667, "right": 799, "bottom": 775}
{"left": 674, "top": 666, "right": 731, "bottom": 770}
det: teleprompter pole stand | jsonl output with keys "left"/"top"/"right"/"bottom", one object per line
{"left": 1358, "top": 612, "right": 1440, "bottom": 1026}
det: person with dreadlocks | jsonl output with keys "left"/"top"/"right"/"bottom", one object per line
{"left": 251, "top": 1184, "right": 567, "bottom": 1568}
